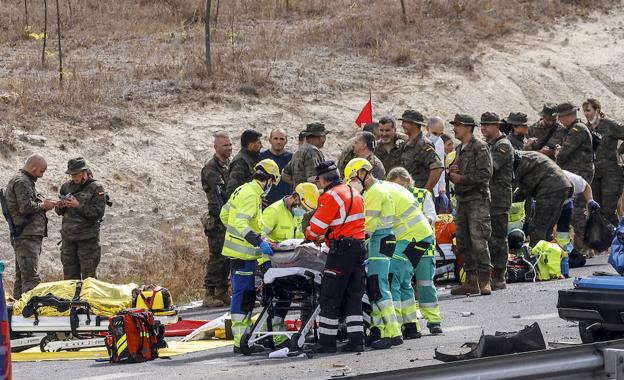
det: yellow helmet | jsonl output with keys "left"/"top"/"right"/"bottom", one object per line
{"left": 255, "top": 159, "right": 281, "bottom": 183}
{"left": 344, "top": 158, "right": 373, "bottom": 180}
{"left": 445, "top": 151, "right": 456, "bottom": 168}
{"left": 294, "top": 182, "right": 320, "bottom": 211}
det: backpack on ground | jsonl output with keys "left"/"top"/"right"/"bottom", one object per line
{"left": 608, "top": 219, "right": 624, "bottom": 275}
{"left": 533, "top": 240, "right": 564, "bottom": 281}
{"left": 131, "top": 285, "right": 175, "bottom": 315}
{"left": 506, "top": 253, "right": 537, "bottom": 283}
{"left": 105, "top": 308, "right": 166, "bottom": 363}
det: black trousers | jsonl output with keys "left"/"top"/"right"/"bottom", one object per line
{"left": 318, "top": 239, "right": 367, "bottom": 346}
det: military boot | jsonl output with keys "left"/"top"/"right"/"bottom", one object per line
{"left": 450, "top": 271, "right": 480, "bottom": 296}
{"left": 202, "top": 288, "right": 225, "bottom": 308}
{"left": 491, "top": 268, "right": 507, "bottom": 291}
{"left": 478, "top": 271, "right": 492, "bottom": 296}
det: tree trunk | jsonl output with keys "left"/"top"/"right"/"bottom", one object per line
{"left": 205, "top": 0, "right": 212, "bottom": 74}
{"left": 42, "top": 0, "right": 48, "bottom": 63}
{"left": 400, "top": 0, "right": 407, "bottom": 23}
{"left": 55, "top": 0, "right": 63, "bottom": 83}
{"left": 214, "top": 0, "right": 220, "bottom": 28}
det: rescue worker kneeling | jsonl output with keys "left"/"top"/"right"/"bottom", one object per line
{"left": 383, "top": 178, "right": 435, "bottom": 339}
{"left": 344, "top": 158, "right": 403, "bottom": 349}
{"left": 306, "top": 160, "right": 367, "bottom": 353}
{"left": 220, "top": 159, "right": 281, "bottom": 354}
{"left": 261, "top": 182, "right": 319, "bottom": 348}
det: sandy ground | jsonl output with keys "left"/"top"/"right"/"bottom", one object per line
{"left": 1, "top": 5, "right": 624, "bottom": 285}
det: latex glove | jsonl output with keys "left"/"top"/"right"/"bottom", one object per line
{"left": 588, "top": 200, "right": 600, "bottom": 211}
{"left": 259, "top": 240, "right": 274, "bottom": 256}
{"left": 438, "top": 192, "right": 450, "bottom": 212}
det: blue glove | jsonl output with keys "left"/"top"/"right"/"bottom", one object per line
{"left": 259, "top": 240, "right": 274, "bottom": 256}
{"left": 438, "top": 192, "right": 450, "bottom": 213}
{"left": 588, "top": 200, "right": 600, "bottom": 211}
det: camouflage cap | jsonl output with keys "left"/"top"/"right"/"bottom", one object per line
{"left": 314, "top": 160, "right": 338, "bottom": 180}
{"left": 554, "top": 102, "right": 579, "bottom": 116}
{"left": 479, "top": 111, "right": 503, "bottom": 125}
{"left": 66, "top": 157, "right": 88, "bottom": 175}
{"left": 539, "top": 103, "right": 558, "bottom": 117}
{"left": 302, "top": 122, "right": 329, "bottom": 137}
{"left": 505, "top": 112, "right": 528, "bottom": 126}
{"left": 449, "top": 113, "right": 477, "bottom": 126}
{"left": 398, "top": 110, "right": 426, "bottom": 126}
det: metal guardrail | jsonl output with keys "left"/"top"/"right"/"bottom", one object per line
{"left": 350, "top": 339, "right": 624, "bottom": 380}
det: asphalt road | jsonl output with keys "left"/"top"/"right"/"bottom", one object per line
{"left": 13, "top": 254, "right": 613, "bottom": 380}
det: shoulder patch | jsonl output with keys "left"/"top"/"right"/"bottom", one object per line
{"left": 571, "top": 127, "right": 579, "bottom": 133}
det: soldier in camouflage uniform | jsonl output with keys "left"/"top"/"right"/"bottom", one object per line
{"left": 338, "top": 131, "right": 385, "bottom": 179}
{"left": 513, "top": 151, "right": 573, "bottom": 246}
{"left": 225, "top": 130, "right": 262, "bottom": 199}
{"left": 200, "top": 131, "right": 232, "bottom": 307}
{"left": 480, "top": 112, "right": 514, "bottom": 290}
{"left": 375, "top": 116, "right": 405, "bottom": 173}
{"left": 281, "top": 122, "right": 327, "bottom": 186}
{"left": 555, "top": 102, "right": 595, "bottom": 251}
{"left": 448, "top": 114, "right": 493, "bottom": 296}
{"left": 525, "top": 103, "right": 566, "bottom": 159}
{"left": 6, "top": 154, "right": 57, "bottom": 298}
{"left": 583, "top": 98, "right": 624, "bottom": 226}
{"left": 504, "top": 112, "right": 529, "bottom": 151}
{"left": 397, "top": 110, "right": 444, "bottom": 192}
{"left": 55, "top": 158, "right": 107, "bottom": 280}
{"left": 337, "top": 123, "right": 381, "bottom": 178}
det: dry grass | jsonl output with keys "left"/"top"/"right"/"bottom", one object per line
{"left": 0, "top": 0, "right": 618, "bottom": 128}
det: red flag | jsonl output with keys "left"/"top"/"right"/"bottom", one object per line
{"left": 355, "top": 98, "right": 373, "bottom": 128}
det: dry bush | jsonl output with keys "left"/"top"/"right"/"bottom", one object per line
{"left": 103, "top": 227, "right": 207, "bottom": 304}
{"left": 0, "top": 124, "right": 17, "bottom": 157}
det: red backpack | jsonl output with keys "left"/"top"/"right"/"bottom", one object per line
{"left": 105, "top": 308, "right": 166, "bottom": 363}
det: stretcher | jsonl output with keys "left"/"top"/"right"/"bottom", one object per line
{"left": 8, "top": 278, "right": 179, "bottom": 353}
{"left": 239, "top": 239, "right": 325, "bottom": 355}
{"left": 558, "top": 273, "right": 624, "bottom": 343}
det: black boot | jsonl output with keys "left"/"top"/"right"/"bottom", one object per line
{"left": 311, "top": 343, "right": 337, "bottom": 354}
{"left": 365, "top": 327, "right": 381, "bottom": 347}
{"left": 390, "top": 336, "right": 404, "bottom": 346}
{"left": 342, "top": 343, "right": 365, "bottom": 353}
{"left": 402, "top": 323, "right": 422, "bottom": 340}
{"left": 370, "top": 337, "right": 393, "bottom": 350}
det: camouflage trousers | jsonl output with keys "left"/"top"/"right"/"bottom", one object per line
{"left": 11, "top": 235, "right": 43, "bottom": 299}
{"left": 456, "top": 197, "right": 492, "bottom": 273}
{"left": 204, "top": 224, "right": 229, "bottom": 291}
{"left": 530, "top": 189, "right": 571, "bottom": 247}
{"left": 488, "top": 211, "right": 509, "bottom": 270}
{"left": 61, "top": 237, "right": 101, "bottom": 280}
{"left": 592, "top": 173, "right": 624, "bottom": 227}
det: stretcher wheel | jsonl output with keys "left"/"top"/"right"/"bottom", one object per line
{"left": 39, "top": 334, "right": 56, "bottom": 352}
{"left": 239, "top": 333, "right": 252, "bottom": 356}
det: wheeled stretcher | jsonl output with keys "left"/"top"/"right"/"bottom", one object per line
{"left": 9, "top": 278, "right": 179, "bottom": 352}
{"left": 238, "top": 239, "right": 326, "bottom": 355}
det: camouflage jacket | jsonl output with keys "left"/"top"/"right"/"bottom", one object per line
{"left": 337, "top": 137, "right": 357, "bottom": 179}
{"left": 399, "top": 133, "right": 443, "bottom": 188}
{"left": 488, "top": 135, "right": 514, "bottom": 212}
{"left": 454, "top": 136, "right": 493, "bottom": 201}
{"left": 514, "top": 151, "right": 572, "bottom": 199}
{"left": 201, "top": 154, "right": 229, "bottom": 217}
{"left": 375, "top": 139, "right": 403, "bottom": 173}
{"left": 55, "top": 179, "right": 105, "bottom": 241}
{"left": 5, "top": 170, "right": 48, "bottom": 237}
{"left": 526, "top": 122, "right": 566, "bottom": 150}
{"left": 592, "top": 116, "right": 624, "bottom": 176}
{"left": 556, "top": 121, "right": 595, "bottom": 183}
{"left": 281, "top": 142, "right": 325, "bottom": 186}
{"left": 506, "top": 133, "right": 526, "bottom": 151}
{"left": 225, "top": 148, "right": 259, "bottom": 199}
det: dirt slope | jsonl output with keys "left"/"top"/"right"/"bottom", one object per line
{"left": 1, "top": 5, "right": 623, "bottom": 292}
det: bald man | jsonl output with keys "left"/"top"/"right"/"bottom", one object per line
{"left": 5, "top": 155, "right": 57, "bottom": 297}
{"left": 427, "top": 117, "right": 449, "bottom": 213}
{"left": 259, "top": 128, "right": 294, "bottom": 204}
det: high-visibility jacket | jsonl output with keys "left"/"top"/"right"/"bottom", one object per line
{"left": 363, "top": 180, "right": 395, "bottom": 235}
{"left": 382, "top": 181, "right": 432, "bottom": 242}
{"left": 409, "top": 186, "right": 437, "bottom": 225}
{"left": 262, "top": 198, "right": 304, "bottom": 242}
{"left": 306, "top": 183, "right": 366, "bottom": 241}
{"left": 220, "top": 181, "right": 263, "bottom": 261}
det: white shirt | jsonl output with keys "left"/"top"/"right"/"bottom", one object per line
{"left": 563, "top": 170, "right": 588, "bottom": 204}
{"left": 431, "top": 136, "right": 446, "bottom": 197}
{"left": 423, "top": 191, "right": 437, "bottom": 226}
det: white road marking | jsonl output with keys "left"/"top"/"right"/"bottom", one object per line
{"left": 75, "top": 372, "right": 149, "bottom": 380}
{"left": 520, "top": 313, "right": 559, "bottom": 320}
{"left": 443, "top": 325, "right": 480, "bottom": 332}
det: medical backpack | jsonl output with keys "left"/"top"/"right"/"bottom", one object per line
{"left": 105, "top": 308, "right": 166, "bottom": 363}
{"left": 131, "top": 285, "right": 175, "bottom": 315}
